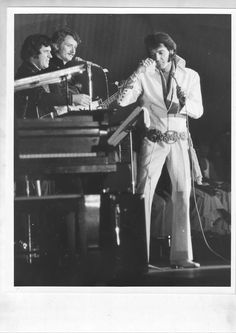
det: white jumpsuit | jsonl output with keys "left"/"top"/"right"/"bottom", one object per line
{"left": 117, "top": 57, "right": 203, "bottom": 263}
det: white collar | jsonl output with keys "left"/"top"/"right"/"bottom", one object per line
{"left": 175, "top": 55, "right": 186, "bottom": 68}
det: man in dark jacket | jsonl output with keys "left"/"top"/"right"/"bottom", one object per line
{"left": 15, "top": 33, "right": 87, "bottom": 119}
{"left": 48, "top": 28, "right": 91, "bottom": 108}
{"left": 15, "top": 34, "right": 63, "bottom": 118}
{"left": 49, "top": 27, "right": 108, "bottom": 108}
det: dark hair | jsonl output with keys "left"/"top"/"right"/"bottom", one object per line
{"left": 51, "top": 27, "right": 81, "bottom": 47}
{"left": 144, "top": 32, "right": 177, "bottom": 54}
{"left": 20, "top": 34, "right": 51, "bottom": 61}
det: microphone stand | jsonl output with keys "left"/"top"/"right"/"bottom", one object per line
{"left": 129, "top": 129, "right": 136, "bottom": 194}
{"left": 87, "top": 62, "right": 93, "bottom": 111}
{"left": 108, "top": 106, "right": 144, "bottom": 193}
{"left": 64, "top": 75, "right": 70, "bottom": 114}
{"left": 103, "top": 69, "right": 109, "bottom": 102}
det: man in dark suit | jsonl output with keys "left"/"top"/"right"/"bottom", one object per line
{"left": 15, "top": 33, "right": 87, "bottom": 119}
{"left": 49, "top": 27, "right": 108, "bottom": 108}
{"left": 48, "top": 28, "right": 91, "bottom": 108}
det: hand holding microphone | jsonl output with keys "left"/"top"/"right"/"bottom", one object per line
{"left": 136, "top": 58, "right": 156, "bottom": 74}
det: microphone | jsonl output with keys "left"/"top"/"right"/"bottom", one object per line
{"left": 75, "top": 56, "right": 102, "bottom": 69}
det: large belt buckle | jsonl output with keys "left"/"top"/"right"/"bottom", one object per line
{"left": 163, "top": 130, "right": 178, "bottom": 144}
{"left": 148, "top": 128, "right": 160, "bottom": 142}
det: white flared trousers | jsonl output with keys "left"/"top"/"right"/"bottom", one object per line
{"left": 137, "top": 137, "right": 193, "bottom": 263}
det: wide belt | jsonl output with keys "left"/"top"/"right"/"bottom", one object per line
{"left": 145, "top": 129, "right": 188, "bottom": 144}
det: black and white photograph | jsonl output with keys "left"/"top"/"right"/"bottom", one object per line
{"left": 1, "top": 2, "right": 236, "bottom": 332}
{"left": 13, "top": 10, "right": 232, "bottom": 287}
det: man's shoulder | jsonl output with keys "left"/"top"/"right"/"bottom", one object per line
{"left": 179, "top": 66, "right": 200, "bottom": 78}
{"left": 47, "top": 56, "right": 63, "bottom": 71}
{"left": 15, "top": 62, "right": 39, "bottom": 79}
{"left": 47, "top": 56, "right": 77, "bottom": 73}
{"left": 185, "top": 67, "right": 199, "bottom": 74}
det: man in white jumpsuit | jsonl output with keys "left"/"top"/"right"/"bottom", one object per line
{"left": 117, "top": 32, "right": 203, "bottom": 268}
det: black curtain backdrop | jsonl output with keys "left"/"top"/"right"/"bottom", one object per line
{"left": 14, "top": 13, "right": 231, "bottom": 144}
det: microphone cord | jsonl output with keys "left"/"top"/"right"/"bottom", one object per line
{"left": 185, "top": 112, "right": 230, "bottom": 264}
{"left": 172, "top": 66, "right": 229, "bottom": 263}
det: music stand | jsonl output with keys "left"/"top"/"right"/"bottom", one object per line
{"left": 108, "top": 106, "right": 143, "bottom": 194}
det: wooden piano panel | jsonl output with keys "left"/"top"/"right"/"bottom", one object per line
{"left": 15, "top": 113, "right": 118, "bottom": 176}
{"left": 18, "top": 135, "right": 101, "bottom": 155}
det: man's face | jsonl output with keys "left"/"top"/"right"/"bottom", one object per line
{"left": 56, "top": 35, "right": 78, "bottom": 63}
{"left": 149, "top": 43, "right": 171, "bottom": 70}
{"left": 34, "top": 45, "right": 52, "bottom": 70}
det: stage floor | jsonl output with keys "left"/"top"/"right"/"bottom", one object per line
{"left": 14, "top": 247, "right": 231, "bottom": 287}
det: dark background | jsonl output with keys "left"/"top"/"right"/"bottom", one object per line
{"left": 14, "top": 13, "right": 231, "bottom": 145}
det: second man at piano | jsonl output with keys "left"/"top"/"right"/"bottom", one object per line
{"left": 48, "top": 27, "right": 91, "bottom": 109}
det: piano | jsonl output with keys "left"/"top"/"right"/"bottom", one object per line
{"left": 14, "top": 109, "right": 120, "bottom": 264}
{"left": 15, "top": 110, "right": 118, "bottom": 177}
{"left": 14, "top": 108, "right": 141, "bottom": 268}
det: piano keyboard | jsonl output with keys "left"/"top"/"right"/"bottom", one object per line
{"left": 19, "top": 152, "right": 98, "bottom": 159}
